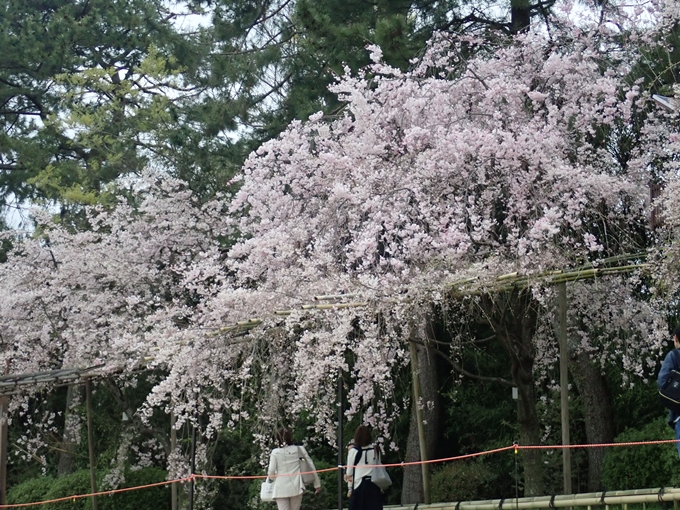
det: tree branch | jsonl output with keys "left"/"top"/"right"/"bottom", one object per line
{"left": 410, "top": 338, "right": 514, "bottom": 386}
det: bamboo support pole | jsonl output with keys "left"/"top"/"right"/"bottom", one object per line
{"left": 85, "top": 378, "right": 98, "bottom": 510}
{"left": 314, "top": 294, "right": 356, "bottom": 301}
{"left": 0, "top": 360, "right": 8, "bottom": 505}
{"left": 557, "top": 282, "right": 571, "bottom": 495}
{"left": 0, "top": 256, "right": 650, "bottom": 392}
{"left": 276, "top": 302, "right": 368, "bottom": 315}
{"left": 337, "top": 375, "right": 343, "bottom": 510}
{"left": 188, "top": 390, "right": 199, "bottom": 510}
{"left": 202, "top": 256, "right": 649, "bottom": 341}
{"left": 457, "top": 264, "right": 651, "bottom": 296}
{"left": 0, "top": 395, "right": 7, "bottom": 505}
{"left": 171, "top": 411, "right": 178, "bottom": 510}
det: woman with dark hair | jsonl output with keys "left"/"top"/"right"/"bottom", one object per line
{"left": 267, "top": 427, "right": 321, "bottom": 510}
{"left": 345, "top": 425, "right": 383, "bottom": 510}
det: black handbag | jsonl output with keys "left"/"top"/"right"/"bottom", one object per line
{"left": 659, "top": 350, "right": 680, "bottom": 414}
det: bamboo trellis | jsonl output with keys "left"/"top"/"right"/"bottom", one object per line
{"left": 0, "top": 253, "right": 652, "bottom": 509}
{"left": 207, "top": 252, "right": 649, "bottom": 338}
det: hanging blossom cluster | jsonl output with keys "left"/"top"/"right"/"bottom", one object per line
{"left": 650, "top": 114, "right": 680, "bottom": 292}
{"left": 0, "top": 174, "right": 245, "bottom": 477}
{"left": 532, "top": 277, "right": 667, "bottom": 390}
{"left": 229, "top": 30, "right": 646, "bottom": 301}
{"left": 0, "top": 174, "right": 230, "bottom": 377}
{"left": 219, "top": 4, "right": 665, "bottom": 443}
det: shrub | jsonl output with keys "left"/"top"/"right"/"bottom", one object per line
{"left": 98, "top": 467, "right": 171, "bottom": 510}
{"left": 7, "top": 476, "right": 54, "bottom": 505}
{"left": 7, "top": 468, "right": 171, "bottom": 510}
{"left": 42, "top": 470, "right": 93, "bottom": 510}
{"left": 602, "top": 415, "right": 680, "bottom": 490}
{"left": 430, "top": 460, "right": 497, "bottom": 503}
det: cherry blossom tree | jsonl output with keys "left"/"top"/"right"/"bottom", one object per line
{"left": 0, "top": 173, "right": 232, "bottom": 485}
{"left": 0, "top": 0, "right": 678, "bottom": 503}
{"left": 215, "top": 0, "right": 675, "bottom": 494}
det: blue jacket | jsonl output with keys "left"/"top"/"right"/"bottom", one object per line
{"left": 658, "top": 348, "right": 680, "bottom": 427}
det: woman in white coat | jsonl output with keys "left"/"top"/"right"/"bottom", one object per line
{"left": 345, "top": 425, "right": 383, "bottom": 510}
{"left": 267, "top": 428, "right": 321, "bottom": 510}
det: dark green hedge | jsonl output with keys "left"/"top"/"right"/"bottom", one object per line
{"left": 7, "top": 467, "right": 170, "bottom": 510}
{"left": 602, "top": 416, "right": 680, "bottom": 490}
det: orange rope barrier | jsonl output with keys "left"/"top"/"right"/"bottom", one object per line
{"left": 197, "top": 466, "right": 339, "bottom": 481}
{"left": 514, "top": 438, "right": 680, "bottom": 449}
{"left": 2, "top": 438, "right": 679, "bottom": 508}
{"left": 0, "top": 477, "right": 189, "bottom": 508}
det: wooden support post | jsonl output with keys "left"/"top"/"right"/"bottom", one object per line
{"left": 337, "top": 375, "right": 343, "bottom": 510}
{"left": 0, "top": 362, "right": 9, "bottom": 505}
{"left": 171, "top": 411, "right": 178, "bottom": 510}
{"left": 558, "top": 282, "right": 572, "bottom": 495}
{"left": 409, "top": 339, "right": 431, "bottom": 504}
{"left": 85, "top": 378, "right": 98, "bottom": 510}
{"left": 188, "top": 392, "right": 197, "bottom": 510}
{"left": 0, "top": 394, "right": 7, "bottom": 505}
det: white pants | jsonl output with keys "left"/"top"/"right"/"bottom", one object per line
{"left": 275, "top": 494, "right": 303, "bottom": 510}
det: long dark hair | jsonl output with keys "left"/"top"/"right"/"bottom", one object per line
{"left": 353, "top": 425, "right": 372, "bottom": 448}
{"left": 275, "top": 427, "right": 293, "bottom": 446}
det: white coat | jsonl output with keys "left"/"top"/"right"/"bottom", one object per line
{"left": 346, "top": 445, "right": 376, "bottom": 491}
{"left": 267, "top": 444, "right": 321, "bottom": 499}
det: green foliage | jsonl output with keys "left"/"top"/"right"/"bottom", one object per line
{"left": 441, "top": 335, "right": 518, "bottom": 499}
{"left": 7, "top": 468, "right": 170, "bottom": 510}
{"left": 0, "top": 0, "right": 183, "bottom": 205}
{"left": 211, "top": 426, "right": 264, "bottom": 509}
{"left": 42, "top": 469, "right": 93, "bottom": 510}
{"left": 0, "top": 0, "right": 246, "bottom": 211}
{"left": 98, "top": 468, "right": 171, "bottom": 510}
{"left": 6, "top": 475, "right": 54, "bottom": 505}
{"left": 260, "top": 0, "right": 423, "bottom": 139}
{"left": 602, "top": 416, "right": 680, "bottom": 490}
{"left": 300, "top": 459, "right": 338, "bottom": 510}
{"left": 608, "top": 373, "right": 663, "bottom": 437}
{"left": 431, "top": 460, "right": 498, "bottom": 503}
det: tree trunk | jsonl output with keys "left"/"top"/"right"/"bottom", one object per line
{"left": 514, "top": 359, "right": 543, "bottom": 496}
{"left": 510, "top": 0, "right": 532, "bottom": 33}
{"left": 569, "top": 350, "right": 615, "bottom": 492}
{"left": 482, "top": 289, "right": 544, "bottom": 496}
{"left": 58, "top": 384, "right": 83, "bottom": 477}
{"left": 401, "top": 340, "right": 440, "bottom": 504}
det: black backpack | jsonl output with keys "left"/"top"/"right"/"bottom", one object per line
{"left": 659, "top": 349, "right": 680, "bottom": 414}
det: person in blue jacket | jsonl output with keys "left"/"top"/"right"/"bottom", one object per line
{"left": 658, "top": 325, "right": 680, "bottom": 459}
